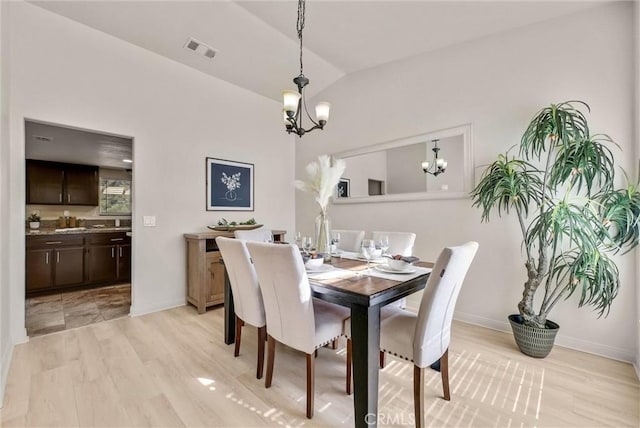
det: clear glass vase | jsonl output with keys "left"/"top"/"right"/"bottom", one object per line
{"left": 314, "top": 211, "right": 332, "bottom": 262}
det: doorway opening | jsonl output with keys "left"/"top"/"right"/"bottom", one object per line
{"left": 24, "top": 119, "right": 134, "bottom": 337}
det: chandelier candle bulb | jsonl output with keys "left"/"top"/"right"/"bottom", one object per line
{"left": 421, "top": 161, "right": 430, "bottom": 171}
{"left": 315, "top": 102, "right": 331, "bottom": 123}
{"left": 283, "top": 90, "right": 301, "bottom": 114}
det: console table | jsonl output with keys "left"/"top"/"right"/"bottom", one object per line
{"left": 183, "top": 229, "right": 286, "bottom": 313}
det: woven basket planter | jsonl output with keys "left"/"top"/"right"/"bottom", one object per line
{"left": 508, "top": 314, "right": 559, "bottom": 358}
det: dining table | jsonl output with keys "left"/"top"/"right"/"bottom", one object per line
{"left": 223, "top": 251, "right": 433, "bottom": 428}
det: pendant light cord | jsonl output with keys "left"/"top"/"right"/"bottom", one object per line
{"left": 297, "top": 0, "right": 305, "bottom": 75}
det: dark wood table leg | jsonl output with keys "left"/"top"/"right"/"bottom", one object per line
{"left": 351, "top": 304, "right": 381, "bottom": 428}
{"left": 223, "top": 267, "right": 235, "bottom": 345}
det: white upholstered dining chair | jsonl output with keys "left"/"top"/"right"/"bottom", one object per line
{"left": 246, "top": 241, "right": 350, "bottom": 419}
{"left": 332, "top": 229, "right": 365, "bottom": 252}
{"left": 345, "top": 241, "right": 479, "bottom": 428}
{"left": 373, "top": 231, "right": 417, "bottom": 317}
{"left": 215, "top": 237, "right": 267, "bottom": 379}
{"left": 234, "top": 228, "right": 273, "bottom": 242}
{"left": 372, "top": 231, "right": 416, "bottom": 256}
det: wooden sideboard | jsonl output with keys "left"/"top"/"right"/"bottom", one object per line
{"left": 184, "top": 229, "right": 286, "bottom": 313}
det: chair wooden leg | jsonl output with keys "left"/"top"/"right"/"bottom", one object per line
{"left": 256, "top": 326, "right": 266, "bottom": 379}
{"left": 441, "top": 349, "right": 451, "bottom": 401}
{"left": 234, "top": 317, "right": 244, "bottom": 357}
{"left": 332, "top": 339, "right": 337, "bottom": 349}
{"left": 380, "top": 350, "right": 386, "bottom": 368}
{"left": 265, "top": 335, "right": 276, "bottom": 388}
{"left": 414, "top": 365, "right": 424, "bottom": 428}
{"left": 346, "top": 338, "right": 352, "bottom": 395}
{"left": 306, "top": 353, "right": 315, "bottom": 419}
{"left": 314, "top": 349, "right": 318, "bottom": 358}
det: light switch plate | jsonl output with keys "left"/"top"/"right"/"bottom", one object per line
{"left": 143, "top": 216, "right": 156, "bottom": 227}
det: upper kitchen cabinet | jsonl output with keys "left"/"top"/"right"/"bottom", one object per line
{"left": 26, "top": 160, "right": 99, "bottom": 206}
{"left": 26, "top": 160, "right": 64, "bottom": 204}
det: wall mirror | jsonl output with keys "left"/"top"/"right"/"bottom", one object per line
{"left": 332, "top": 124, "right": 473, "bottom": 204}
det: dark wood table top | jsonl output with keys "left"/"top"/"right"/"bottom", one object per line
{"left": 309, "top": 258, "right": 433, "bottom": 307}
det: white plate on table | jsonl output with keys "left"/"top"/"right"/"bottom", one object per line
{"left": 375, "top": 265, "right": 417, "bottom": 274}
{"left": 306, "top": 264, "right": 335, "bottom": 273}
{"left": 357, "top": 256, "right": 387, "bottom": 263}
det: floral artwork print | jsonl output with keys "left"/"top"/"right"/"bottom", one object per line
{"left": 206, "top": 158, "right": 254, "bottom": 211}
{"left": 221, "top": 172, "right": 242, "bottom": 201}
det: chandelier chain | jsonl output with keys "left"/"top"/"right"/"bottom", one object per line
{"left": 297, "top": 0, "right": 306, "bottom": 75}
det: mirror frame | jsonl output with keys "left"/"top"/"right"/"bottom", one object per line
{"left": 332, "top": 124, "right": 473, "bottom": 204}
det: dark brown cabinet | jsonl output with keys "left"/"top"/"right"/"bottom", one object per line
{"left": 87, "top": 245, "right": 118, "bottom": 283}
{"left": 26, "top": 231, "right": 131, "bottom": 295}
{"left": 86, "top": 233, "right": 131, "bottom": 285}
{"left": 26, "top": 248, "right": 54, "bottom": 291}
{"left": 26, "top": 161, "right": 64, "bottom": 204}
{"left": 26, "top": 236, "right": 85, "bottom": 292}
{"left": 54, "top": 247, "right": 85, "bottom": 286}
{"left": 26, "top": 160, "right": 99, "bottom": 206}
{"left": 117, "top": 244, "right": 131, "bottom": 281}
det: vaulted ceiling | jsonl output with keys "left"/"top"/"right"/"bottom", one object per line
{"left": 30, "top": 1, "right": 606, "bottom": 102}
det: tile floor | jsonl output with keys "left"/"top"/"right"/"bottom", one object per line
{"left": 26, "top": 283, "right": 131, "bottom": 337}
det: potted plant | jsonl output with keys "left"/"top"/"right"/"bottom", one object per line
{"left": 471, "top": 101, "right": 640, "bottom": 358}
{"left": 28, "top": 211, "right": 41, "bottom": 229}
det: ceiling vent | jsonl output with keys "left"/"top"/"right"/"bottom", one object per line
{"left": 33, "top": 135, "right": 53, "bottom": 143}
{"left": 184, "top": 37, "right": 217, "bottom": 60}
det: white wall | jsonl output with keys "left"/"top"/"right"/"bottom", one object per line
{"left": 0, "top": 0, "right": 14, "bottom": 407}
{"left": 298, "top": 3, "right": 637, "bottom": 362}
{"left": 7, "top": 0, "right": 295, "bottom": 345}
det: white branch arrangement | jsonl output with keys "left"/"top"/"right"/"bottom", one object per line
{"left": 295, "top": 155, "right": 346, "bottom": 213}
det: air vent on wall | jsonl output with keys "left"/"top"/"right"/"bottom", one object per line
{"left": 32, "top": 135, "right": 53, "bottom": 143}
{"left": 184, "top": 37, "right": 218, "bottom": 60}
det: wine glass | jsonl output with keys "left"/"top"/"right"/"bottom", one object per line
{"left": 331, "top": 231, "right": 341, "bottom": 253}
{"left": 294, "top": 232, "right": 302, "bottom": 248}
{"left": 360, "top": 239, "right": 376, "bottom": 273}
{"left": 302, "top": 236, "right": 313, "bottom": 255}
{"left": 377, "top": 235, "right": 390, "bottom": 256}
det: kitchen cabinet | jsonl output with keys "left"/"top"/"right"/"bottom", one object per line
{"left": 117, "top": 243, "right": 131, "bottom": 281}
{"left": 26, "top": 161, "right": 64, "bottom": 205}
{"left": 86, "top": 233, "right": 131, "bottom": 284}
{"left": 26, "top": 160, "right": 99, "bottom": 206}
{"left": 26, "top": 231, "right": 131, "bottom": 295}
{"left": 26, "top": 235, "right": 85, "bottom": 292}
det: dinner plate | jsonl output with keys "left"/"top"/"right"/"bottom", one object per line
{"left": 306, "top": 264, "right": 335, "bottom": 273}
{"left": 356, "top": 256, "right": 387, "bottom": 263}
{"left": 375, "top": 265, "right": 417, "bottom": 274}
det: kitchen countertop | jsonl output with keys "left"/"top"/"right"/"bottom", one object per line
{"left": 26, "top": 227, "right": 132, "bottom": 236}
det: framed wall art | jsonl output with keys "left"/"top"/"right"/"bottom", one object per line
{"left": 336, "top": 178, "right": 350, "bottom": 198}
{"left": 206, "top": 157, "right": 254, "bottom": 211}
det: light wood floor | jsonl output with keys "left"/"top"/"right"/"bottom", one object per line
{"left": 1, "top": 305, "right": 638, "bottom": 427}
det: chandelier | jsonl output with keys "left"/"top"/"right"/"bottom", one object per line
{"left": 282, "top": 0, "right": 330, "bottom": 137}
{"left": 421, "top": 140, "right": 448, "bottom": 176}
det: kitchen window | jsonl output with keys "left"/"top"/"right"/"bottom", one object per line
{"left": 100, "top": 178, "right": 131, "bottom": 215}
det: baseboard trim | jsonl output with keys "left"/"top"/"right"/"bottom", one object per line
{"left": 0, "top": 342, "right": 14, "bottom": 409}
{"left": 129, "top": 298, "right": 186, "bottom": 317}
{"left": 454, "top": 311, "right": 635, "bottom": 364}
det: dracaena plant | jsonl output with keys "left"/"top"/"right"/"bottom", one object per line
{"left": 472, "top": 101, "right": 640, "bottom": 329}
